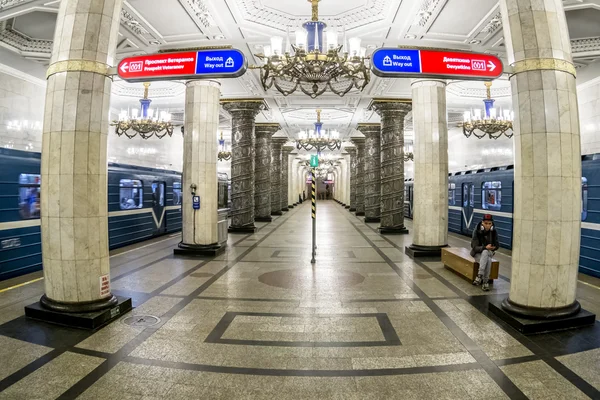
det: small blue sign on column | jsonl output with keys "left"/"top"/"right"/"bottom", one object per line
{"left": 193, "top": 196, "right": 201, "bottom": 210}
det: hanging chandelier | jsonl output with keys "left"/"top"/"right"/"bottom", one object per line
{"left": 218, "top": 132, "right": 232, "bottom": 162}
{"left": 404, "top": 153, "right": 414, "bottom": 162}
{"left": 299, "top": 154, "right": 340, "bottom": 167}
{"left": 253, "top": 0, "right": 370, "bottom": 98}
{"left": 296, "top": 109, "right": 342, "bottom": 152}
{"left": 111, "top": 83, "right": 174, "bottom": 139}
{"left": 462, "top": 81, "right": 514, "bottom": 140}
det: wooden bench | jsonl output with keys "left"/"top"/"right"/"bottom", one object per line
{"left": 441, "top": 247, "right": 499, "bottom": 283}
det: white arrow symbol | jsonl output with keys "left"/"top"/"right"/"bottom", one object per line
{"left": 120, "top": 62, "right": 129, "bottom": 74}
{"left": 487, "top": 61, "right": 496, "bottom": 72}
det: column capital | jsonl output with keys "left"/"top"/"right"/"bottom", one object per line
{"left": 221, "top": 98, "right": 268, "bottom": 117}
{"left": 271, "top": 137, "right": 289, "bottom": 147}
{"left": 356, "top": 123, "right": 380, "bottom": 137}
{"left": 344, "top": 146, "right": 356, "bottom": 156}
{"left": 350, "top": 136, "right": 365, "bottom": 147}
{"left": 410, "top": 79, "right": 447, "bottom": 87}
{"left": 254, "top": 123, "right": 281, "bottom": 138}
{"left": 282, "top": 145, "right": 295, "bottom": 152}
{"left": 368, "top": 98, "right": 412, "bottom": 116}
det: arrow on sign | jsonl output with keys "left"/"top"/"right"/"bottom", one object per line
{"left": 487, "top": 61, "right": 496, "bottom": 72}
{"left": 120, "top": 62, "right": 129, "bottom": 73}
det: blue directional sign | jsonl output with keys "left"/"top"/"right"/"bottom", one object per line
{"left": 195, "top": 50, "right": 246, "bottom": 76}
{"left": 371, "top": 49, "right": 421, "bottom": 75}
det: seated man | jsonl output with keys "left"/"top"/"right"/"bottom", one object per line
{"left": 471, "top": 214, "right": 499, "bottom": 291}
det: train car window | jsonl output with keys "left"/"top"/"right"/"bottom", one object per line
{"left": 151, "top": 182, "right": 165, "bottom": 206}
{"left": 582, "top": 177, "right": 588, "bottom": 221}
{"left": 463, "top": 185, "right": 468, "bottom": 207}
{"left": 119, "top": 179, "right": 143, "bottom": 209}
{"left": 482, "top": 181, "right": 502, "bottom": 211}
{"left": 173, "top": 182, "right": 182, "bottom": 206}
{"left": 470, "top": 184, "right": 475, "bottom": 207}
{"left": 18, "top": 174, "right": 40, "bottom": 219}
{"left": 448, "top": 183, "right": 456, "bottom": 205}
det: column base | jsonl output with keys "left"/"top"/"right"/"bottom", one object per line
{"left": 379, "top": 226, "right": 409, "bottom": 235}
{"left": 174, "top": 242, "right": 226, "bottom": 257}
{"left": 489, "top": 298, "right": 595, "bottom": 335}
{"left": 288, "top": 205, "right": 295, "bottom": 209}
{"left": 228, "top": 225, "right": 257, "bottom": 233}
{"left": 349, "top": 208, "right": 356, "bottom": 212}
{"left": 356, "top": 211, "right": 365, "bottom": 216}
{"left": 255, "top": 216, "right": 273, "bottom": 222}
{"left": 25, "top": 295, "right": 132, "bottom": 330}
{"left": 345, "top": 206, "right": 350, "bottom": 209}
{"left": 365, "top": 217, "right": 381, "bottom": 223}
{"left": 271, "top": 211, "right": 283, "bottom": 216}
{"left": 282, "top": 207, "right": 289, "bottom": 212}
{"left": 342, "top": 203, "right": 346, "bottom": 207}
{"left": 405, "top": 244, "right": 448, "bottom": 258}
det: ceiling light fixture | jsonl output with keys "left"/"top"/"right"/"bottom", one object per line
{"left": 296, "top": 109, "right": 342, "bottom": 152}
{"left": 253, "top": 0, "right": 370, "bottom": 98}
{"left": 462, "top": 81, "right": 514, "bottom": 140}
{"left": 111, "top": 83, "right": 174, "bottom": 139}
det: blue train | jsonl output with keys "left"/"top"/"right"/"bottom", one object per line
{"left": 404, "top": 154, "right": 600, "bottom": 278}
{"left": 0, "top": 148, "right": 229, "bottom": 281}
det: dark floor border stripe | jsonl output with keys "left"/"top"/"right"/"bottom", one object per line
{"left": 335, "top": 205, "right": 528, "bottom": 400}
{"left": 493, "top": 355, "right": 540, "bottom": 367}
{"left": 56, "top": 204, "right": 304, "bottom": 399}
{"left": 124, "top": 355, "right": 483, "bottom": 377}
{"left": 196, "top": 296, "right": 299, "bottom": 303}
{"left": 0, "top": 348, "right": 63, "bottom": 392}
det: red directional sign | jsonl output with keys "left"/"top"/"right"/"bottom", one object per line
{"left": 371, "top": 48, "right": 503, "bottom": 80}
{"left": 117, "top": 49, "right": 247, "bottom": 82}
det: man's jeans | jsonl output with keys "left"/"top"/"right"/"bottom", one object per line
{"left": 474, "top": 250, "right": 494, "bottom": 281}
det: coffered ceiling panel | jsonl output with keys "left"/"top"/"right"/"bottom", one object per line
{"left": 128, "top": 0, "right": 199, "bottom": 38}
{"left": 566, "top": 9, "right": 600, "bottom": 39}
{"left": 11, "top": 11, "right": 55, "bottom": 40}
{"left": 429, "top": 0, "right": 497, "bottom": 38}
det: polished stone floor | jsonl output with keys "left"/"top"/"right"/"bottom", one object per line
{"left": 0, "top": 201, "right": 599, "bottom": 399}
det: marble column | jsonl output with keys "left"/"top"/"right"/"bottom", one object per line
{"left": 407, "top": 80, "right": 449, "bottom": 257}
{"left": 254, "top": 123, "right": 279, "bottom": 222}
{"left": 222, "top": 100, "right": 265, "bottom": 233}
{"left": 281, "top": 145, "right": 294, "bottom": 211}
{"left": 358, "top": 123, "right": 382, "bottom": 223}
{"left": 347, "top": 147, "right": 357, "bottom": 211}
{"left": 175, "top": 80, "right": 224, "bottom": 256}
{"left": 352, "top": 137, "right": 366, "bottom": 216}
{"left": 370, "top": 99, "right": 412, "bottom": 234}
{"left": 27, "top": 0, "right": 131, "bottom": 324}
{"left": 271, "top": 137, "right": 287, "bottom": 216}
{"left": 497, "top": 0, "right": 590, "bottom": 321}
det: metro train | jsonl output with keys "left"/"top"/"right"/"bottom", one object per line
{"left": 404, "top": 154, "right": 600, "bottom": 278}
{"left": 0, "top": 148, "right": 229, "bottom": 281}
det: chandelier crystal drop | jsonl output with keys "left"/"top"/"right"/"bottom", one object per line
{"left": 217, "top": 132, "right": 232, "bottom": 162}
{"left": 253, "top": 0, "right": 370, "bottom": 99}
{"left": 296, "top": 109, "right": 342, "bottom": 152}
{"left": 111, "top": 83, "right": 174, "bottom": 140}
{"left": 462, "top": 81, "right": 514, "bottom": 140}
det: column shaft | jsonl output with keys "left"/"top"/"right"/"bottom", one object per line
{"left": 408, "top": 80, "right": 449, "bottom": 256}
{"left": 347, "top": 147, "right": 357, "bottom": 211}
{"left": 254, "top": 124, "right": 279, "bottom": 222}
{"left": 353, "top": 138, "right": 366, "bottom": 216}
{"left": 359, "top": 124, "right": 381, "bottom": 223}
{"left": 271, "top": 138, "right": 286, "bottom": 215}
{"left": 281, "top": 145, "right": 293, "bottom": 210}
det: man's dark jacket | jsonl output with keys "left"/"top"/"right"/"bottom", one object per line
{"left": 470, "top": 221, "right": 500, "bottom": 257}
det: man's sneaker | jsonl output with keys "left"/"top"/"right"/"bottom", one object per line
{"left": 473, "top": 275, "right": 483, "bottom": 286}
{"left": 482, "top": 281, "right": 490, "bottom": 291}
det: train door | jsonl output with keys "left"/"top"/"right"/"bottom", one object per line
{"left": 461, "top": 182, "right": 475, "bottom": 235}
{"left": 151, "top": 181, "right": 166, "bottom": 235}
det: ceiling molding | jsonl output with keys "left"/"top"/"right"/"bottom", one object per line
{"left": 0, "top": 0, "right": 26, "bottom": 10}
{"left": 0, "top": 19, "right": 51, "bottom": 58}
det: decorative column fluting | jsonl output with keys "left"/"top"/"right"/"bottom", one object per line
{"left": 281, "top": 145, "right": 294, "bottom": 211}
{"left": 175, "top": 80, "right": 224, "bottom": 256}
{"left": 222, "top": 99, "right": 266, "bottom": 233}
{"left": 254, "top": 123, "right": 279, "bottom": 222}
{"left": 492, "top": 0, "right": 595, "bottom": 325}
{"left": 271, "top": 137, "right": 287, "bottom": 216}
{"left": 358, "top": 123, "right": 382, "bottom": 223}
{"left": 351, "top": 137, "right": 366, "bottom": 216}
{"left": 346, "top": 147, "right": 357, "bottom": 212}
{"left": 407, "top": 80, "right": 449, "bottom": 257}
{"left": 370, "top": 99, "right": 412, "bottom": 234}
{"left": 26, "top": 0, "right": 132, "bottom": 327}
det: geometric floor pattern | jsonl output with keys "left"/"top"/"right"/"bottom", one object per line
{"left": 0, "top": 202, "right": 599, "bottom": 399}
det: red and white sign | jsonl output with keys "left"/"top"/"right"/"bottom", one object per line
{"left": 118, "top": 52, "right": 198, "bottom": 81}
{"left": 100, "top": 274, "right": 110, "bottom": 297}
{"left": 420, "top": 50, "right": 501, "bottom": 79}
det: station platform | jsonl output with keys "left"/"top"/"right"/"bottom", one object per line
{"left": 0, "top": 201, "right": 599, "bottom": 399}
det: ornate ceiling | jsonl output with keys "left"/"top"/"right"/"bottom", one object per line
{"left": 0, "top": 0, "right": 599, "bottom": 139}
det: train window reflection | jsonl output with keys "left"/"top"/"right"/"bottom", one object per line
{"left": 482, "top": 181, "right": 501, "bottom": 211}
{"left": 448, "top": 183, "right": 455, "bottom": 205}
{"left": 582, "top": 177, "right": 588, "bottom": 221}
{"left": 173, "top": 182, "right": 182, "bottom": 206}
{"left": 19, "top": 174, "right": 40, "bottom": 219}
{"left": 152, "top": 182, "right": 165, "bottom": 207}
{"left": 119, "top": 179, "right": 143, "bottom": 210}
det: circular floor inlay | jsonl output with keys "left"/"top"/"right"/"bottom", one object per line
{"left": 258, "top": 269, "right": 365, "bottom": 289}
{"left": 122, "top": 315, "right": 160, "bottom": 327}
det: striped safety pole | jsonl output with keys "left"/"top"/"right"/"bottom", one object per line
{"left": 311, "top": 168, "right": 316, "bottom": 264}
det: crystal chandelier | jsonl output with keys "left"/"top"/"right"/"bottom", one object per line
{"left": 462, "top": 82, "right": 514, "bottom": 140}
{"left": 296, "top": 109, "right": 342, "bottom": 152}
{"left": 253, "top": 0, "right": 370, "bottom": 98}
{"left": 218, "top": 132, "right": 232, "bottom": 162}
{"left": 111, "top": 83, "right": 174, "bottom": 139}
